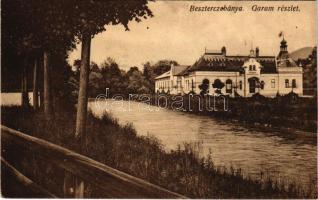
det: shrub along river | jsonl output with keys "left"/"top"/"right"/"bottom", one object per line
{"left": 90, "top": 99, "right": 317, "bottom": 188}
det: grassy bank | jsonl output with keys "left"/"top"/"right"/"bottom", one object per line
{"left": 1, "top": 106, "right": 317, "bottom": 198}
{"left": 130, "top": 93, "right": 317, "bottom": 133}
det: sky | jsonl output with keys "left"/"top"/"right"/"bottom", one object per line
{"left": 68, "top": 1, "right": 317, "bottom": 70}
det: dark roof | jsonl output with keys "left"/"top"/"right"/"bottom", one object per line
{"left": 171, "top": 65, "right": 189, "bottom": 76}
{"left": 276, "top": 57, "right": 298, "bottom": 68}
{"left": 257, "top": 57, "right": 277, "bottom": 73}
{"left": 186, "top": 53, "right": 277, "bottom": 74}
{"left": 175, "top": 66, "right": 191, "bottom": 76}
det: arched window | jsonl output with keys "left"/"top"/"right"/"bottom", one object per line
{"left": 248, "top": 77, "right": 259, "bottom": 93}
{"left": 226, "top": 79, "right": 232, "bottom": 93}
{"left": 292, "top": 79, "right": 296, "bottom": 88}
{"left": 285, "top": 79, "right": 289, "bottom": 88}
{"left": 239, "top": 81, "right": 243, "bottom": 90}
{"left": 271, "top": 79, "right": 275, "bottom": 88}
{"left": 260, "top": 81, "right": 265, "bottom": 89}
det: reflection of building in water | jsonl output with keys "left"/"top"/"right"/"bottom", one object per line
{"left": 155, "top": 39, "right": 303, "bottom": 97}
{"left": 188, "top": 121, "right": 211, "bottom": 160}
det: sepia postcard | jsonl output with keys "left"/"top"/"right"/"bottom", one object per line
{"left": 1, "top": 0, "right": 317, "bottom": 199}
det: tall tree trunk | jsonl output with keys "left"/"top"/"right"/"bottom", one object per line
{"left": 39, "top": 89, "right": 44, "bottom": 110}
{"left": 75, "top": 33, "right": 91, "bottom": 144}
{"left": 33, "top": 58, "right": 39, "bottom": 110}
{"left": 43, "top": 51, "right": 53, "bottom": 119}
{"left": 74, "top": 33, "right": 91, "bottom": 198}
{"left": 39, "top": 54, "right": 44, "bottom": 110}
{"left": 21, "top": 70, "right": 24, "bottom": 106}
{"left": 21, "top": 63, "right": 29, "bottom": 108}
{"left": 39, "top": 55, "right": 44, "bottom": 110}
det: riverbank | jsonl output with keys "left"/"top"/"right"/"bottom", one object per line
{"left": 1, "top": 106, "right": 316, "bottom": 198}
{"left": 123, "top": 93, "right": 317, "bottom": 133}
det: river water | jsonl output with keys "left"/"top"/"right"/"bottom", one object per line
{"left": 90, "top": 99, "right": 317, "bottom": 187}
{"left": 1, "top": 93, "right": 316, "bottom": 187}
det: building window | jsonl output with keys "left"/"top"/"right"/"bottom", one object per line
{"left": 249, "top": 65, "right": 256, "bottom": 71}
{"left": 249, "top": 78, "right": 257, "bottom": 93}
{"left": 292, "top": 79, "right": 296, "bottom": 88}
{"left": 177, "top": 77, "right": 181, "bottom": 89}
{"left": 239, "top": 81, "right": 242, "bottom": 90}
{"left": 260, "top": 81, "right": 265, "bottom": 89}
{"left": 271, "top": 79, "right": 275, "bottom": 88}
{"left": 285, "top": 79, "right": 289, "bottom": 88}
{"left": 226, "top": 79, "right": 232, "bottom": 93}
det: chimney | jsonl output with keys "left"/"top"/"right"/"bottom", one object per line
{"left": 170, "top": 61, "right": 175, "bottom": 74}
{"left": 221, "top": 46, "right": 226, "bottom": 56}
{"left": 255, "top": 47, "right": 259, "bottom": 57}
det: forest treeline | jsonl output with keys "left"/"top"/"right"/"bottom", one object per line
{"left": 70, "top": 59, "right": 178, "bottom": 98}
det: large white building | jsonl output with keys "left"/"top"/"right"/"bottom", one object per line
{"left": 155, "top": 39, "right": 303, "bottom": 97}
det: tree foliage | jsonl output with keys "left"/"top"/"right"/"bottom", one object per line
{"left": 212, "top": 79, "right": 225, "bottom": 94}
{"left": 199, "top": 79, "right": 210, "bottom": 95}
{"left": 71, "top": 58, "right": 173, "bottom": 97}
{"left": 67, "top": 0, "right": 153, "bottom": 37}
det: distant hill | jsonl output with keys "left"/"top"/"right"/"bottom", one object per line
{"left": 290, "top": 47, "right": 314, "bottom": 60}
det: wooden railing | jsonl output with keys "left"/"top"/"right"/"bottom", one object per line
{"left": 1, "top": 125, "right": 186, "bottom": 198}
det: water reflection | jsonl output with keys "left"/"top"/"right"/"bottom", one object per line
{"left": 90, "top": 99, "right": 317, "bottom": 187}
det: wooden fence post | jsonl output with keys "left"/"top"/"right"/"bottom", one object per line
{"left": 63, "top": 171, "right": 84, "bottom": 198}
{"left": 75, "top": 178, "right": 84, "bottom": 198}
{"left": 33, "top": 58, "right": 39, "bottom": 110}
{"left": 63, "top": 170, "right": 75, "bottom": 198}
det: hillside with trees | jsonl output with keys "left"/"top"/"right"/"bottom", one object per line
{"left": 293, "top": 47, "right": 317, "bottom": 96}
